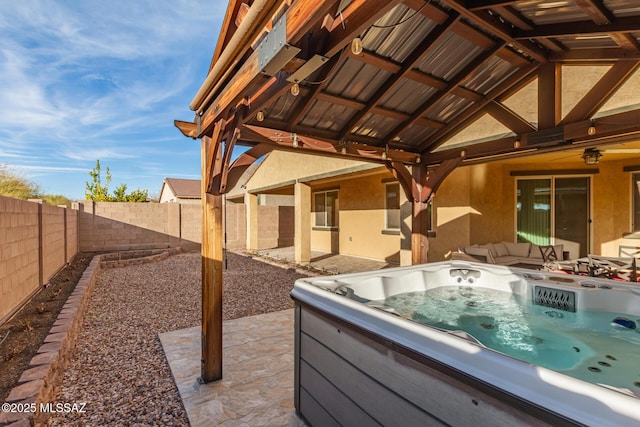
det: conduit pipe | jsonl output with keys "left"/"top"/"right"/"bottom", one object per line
{"left": 190, "top": 0, "right": 277, "bottom": 114}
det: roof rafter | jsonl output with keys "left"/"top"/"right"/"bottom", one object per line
{"left": 439, "top": 0, "right": 548, "bottom": 62}
{"left": 419, "top": 62, "right": 540, "bottom": 152}
{"left": 338, "top": 12, "right": 461, "bottom": 141}
{"left": 390, "top": 41, "right": 509, "bottom": 148}
{"left": 560, "top": 61, "right": 640, "bottom": 124}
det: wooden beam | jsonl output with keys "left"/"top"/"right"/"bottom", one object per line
{"left": 339, "top": 12, "right": 460, "bottom": 140}
{"left": 538, "top": 62, "right": 561, "bottom": 129}
{"left": 385, "top": 158, "right": 462, "bottom": 264}
{"left": 439, "top": 0, "right": 547, "bottom": 62}
{"left": 485, "top": 101, "right": 537, "bottom": 134}
{"left": 201, "top": 133, "right": 225, "bottom": 383}
{"left": 418, "top": 62, "right": 539, "bottom": 152}
{"left": 561, "top": 61, "right": 640, "bottom": 125}
{"left": 174, "top": 120, "right": 198, "bottom": 139}
{"left": 513, "top": 16, "right": 640, "bottom": 40}
{"left": 198, "top": 0, "right": 341, "bottom": 137}
{"left": 574, "top": 0, "right": 614, "bottom": 25}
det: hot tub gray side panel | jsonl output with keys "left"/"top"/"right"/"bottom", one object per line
{"left": 294, "top": 303, "right": 563, "bottom": 427}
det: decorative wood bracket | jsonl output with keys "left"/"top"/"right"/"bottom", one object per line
{"left": 207, "top": 107, "right": 247, "bottom": 195}
{"left": 385, "top": 157, "right": 463, "bottom": 203}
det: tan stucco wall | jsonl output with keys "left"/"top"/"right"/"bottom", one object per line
{"left": 244, "top": 148, "right": 640, "bottom": 264}
{"left": 455, "top": 156, "right": 640, "bottom": 259}
{"left": 307, "top": 171, "right": 402, "bottom": 263}
{"left": 246, "top": 150, "right": 371, "bottom": 191}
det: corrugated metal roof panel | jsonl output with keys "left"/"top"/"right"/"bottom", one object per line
{"left": 426, "top": 94, "right": 473, "bottom": 122}
{"left": 555, "top": 35, "right": 620, "bottom": 50}
{"left": 299, "top": 99, "right": 356, "bottom": 132}
{"left": 363, "top": 4, "right": 438, "bottom": 63}
{"left": 464, "top": 57, "right": 519, "bottom": 95}
{"left": 515, "top": 0, "right": 590, "bottom": 25}
{"left": 379, "top": 79, "right": 437, "bottom": 113}
{"left": 396, "top": 124, "right": 437, "bottom": 147}
{"left": 264, "top": 93, "right": 303, "bottom": 122}
{"left": 353, "top": 113, "right": 401, "bottom": 141}
{"left": 416, "top": 32, "right": 484, "bottom": 80}
{"left": 324, "top": 59, "right": 391, "bottom": 102}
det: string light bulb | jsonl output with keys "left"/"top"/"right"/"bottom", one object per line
{"left": 351, "top": 37, "right": 363, "bottom": 55}
{"left": 381, "top": 145, "right": 388, "bottom": 160}
{"left": 587, "top": 124, "right": 596, "bottom": 136}
{"left": 256, "top": 111, "right": 264, "bottom": 122}
{"left": 292, "top": 133, "right": 298, "bottom": 148}
{"left": 291, "top": 83, "right": 300, "bottom": 96}
{"left": 341, "top": 145, "right": 347, "bottom": 155}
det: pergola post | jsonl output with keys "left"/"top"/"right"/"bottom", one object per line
{"left": 201, "top": 132, "right": 224, "bottom": 383}
{"left": 410, "top": 165, "right": 429, "bottom": 264}
{"left": 245, "top": 192, "right": 259, "bottom": 251}
{"left": 386, "top": 158, "right": 463, "bottom": 265}
{"left": 294, "top": 182, "right": 311, "bottom": 264}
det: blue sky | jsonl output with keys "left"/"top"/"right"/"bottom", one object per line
{"left": 0, "top": 0, "right": 228, "bottom": 200}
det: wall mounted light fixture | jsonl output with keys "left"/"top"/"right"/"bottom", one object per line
{"left": 581, "top": 148, "right": 601, "bottom": 165}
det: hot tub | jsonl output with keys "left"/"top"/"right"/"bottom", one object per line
{"left": 290, "top": 261, "right": 640, "bottom": 426}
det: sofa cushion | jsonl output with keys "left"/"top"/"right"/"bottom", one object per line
{"left": 504, "top": 242, "right": 531, "bottom": 258}
{"left": 493, "top": 242, "right": 509, "bottom": 257}
{"left": 496, "top": 256, "right": 544, "bottom": 266}
{"left": 465, "top": 246, "right": 496, "bottom": 263}
{"left": 530, "top": 245, "right": 544, "bottom": 260}
{"left": 478, "top": 243, "right": 498, "bottom": 257}
{"left": 554, "top": 244, "right": 565, "bottom": 261}
{"left": 531, "top": 244, "right": 565, "bottom": 260}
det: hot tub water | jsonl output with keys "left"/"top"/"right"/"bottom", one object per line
{"left": 366, "top": 285, "right": 640, "bottom": 390}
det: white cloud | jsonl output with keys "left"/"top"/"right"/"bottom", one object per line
{"left": 63, "top": 148, "right": 138, "bottom": 161}
{"left": 0, "top": 0, "right": 227, "bottom": 198}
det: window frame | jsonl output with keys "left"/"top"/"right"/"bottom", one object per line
{"left": 313, "top": 189, "right": 339, "bottom": 229}
{"left": 384, "top": 182, "right": 401, "bottom": 231}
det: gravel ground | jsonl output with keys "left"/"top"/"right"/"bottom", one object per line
{"left": 48, "top": 251, "right": 309, "bottom": 426}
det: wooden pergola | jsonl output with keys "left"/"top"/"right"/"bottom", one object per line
{"left": 176, "top": 0, "right": 640, "bottom": 382}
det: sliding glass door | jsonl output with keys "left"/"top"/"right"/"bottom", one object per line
{"left": 517, "top": 177, "right": 590, "bottom": 258}
{"left": 517, "top": 179, "right": 551, "bottom": 245}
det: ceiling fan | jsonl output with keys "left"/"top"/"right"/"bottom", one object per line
{"left": 581, "top": 144, "right": 640, "bottom": 164}
{"left": 547, "top": 143, "right": 640, "bottom": 164}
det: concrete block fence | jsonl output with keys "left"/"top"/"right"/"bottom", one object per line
{"left": 1, "top": 197, "right": 293, "bottom": 323}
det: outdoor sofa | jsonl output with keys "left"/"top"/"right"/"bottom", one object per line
{"left": 451, "top": 241, "right": 566, "bottom": 268}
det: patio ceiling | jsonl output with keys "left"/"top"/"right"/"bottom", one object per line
{"left": 176, "top": 0, "right": 640, "bottom": 192}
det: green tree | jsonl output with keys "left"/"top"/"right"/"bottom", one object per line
{"left": 0, "top": 164, "right": 41, "bottom": 199}
{"left": 42, "top": 194, "right": 73, "bottom": 207}
{"left": 0, "top": 164, "right": 73, "bottom": 206}
{"left": 85, "top": 160, "right": 148, "bottom": 202}
{"left": 85, "top": 160, "right": 112, "bottom": 201}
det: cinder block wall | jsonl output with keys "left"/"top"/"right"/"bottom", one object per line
{"left": 225, "top": 203, "right": 246, "bottom": 250}
{"left": 180, "top": 204, "right": 201, "bottom": 245}
{"left": 78, "top": 202, "right": 191, "bottom": 251}
{"left": 2, "top": 197, "right": 296, "bottom": 322}
{"left": 0, "top": 196, "right": 80, "bottom": 322}
{"left": 257, "top": 205, "right": 294, "bottom": 249}
{"left": 67, "top": 206, "right": 78, "bottom": 259}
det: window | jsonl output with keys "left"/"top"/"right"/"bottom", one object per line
{"left": 517, "top": 177, "right": 590, "bottom": 258}
{"left": 384, "top": 182, "right": 433, "bottom": 233}
{"left": 314, "top": 190, "right": 338, "bottom": 228}
{"left": 385, "top": 183, "right": 400, "bottom": 229}
{"left": 633, "top": 173, "right": 640, "bottom": 231}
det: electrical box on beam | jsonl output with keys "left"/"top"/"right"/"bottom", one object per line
{"left": 257, "top": 14, "right": 300, "bottom": 76}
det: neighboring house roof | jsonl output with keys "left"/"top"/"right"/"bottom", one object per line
{"left": 161, "top": 178, "right": 201, "bottom": 200}
{"left": 225, "top": 159, "right": 263, "bottom": 201}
